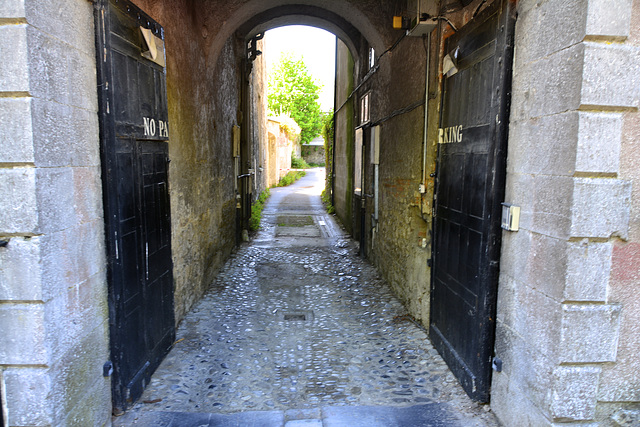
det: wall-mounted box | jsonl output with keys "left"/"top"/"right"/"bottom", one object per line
{"left": 406, "top": 0, "right": 438, "bottom": 36}
{"left": 501, "top": 203, "right": 520, "bottom": 231}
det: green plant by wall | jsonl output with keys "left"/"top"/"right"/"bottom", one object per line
{"left": 291, "top": 155, "right": 310, "bottom": 169}
{"left": 276, "top": 170, "right": 306, "bottom": 187}
{"left": 322, "top": 111, "right": 335, "bottom": 205}
{"left": 249, "top": 170, "right": 307, "bottom": 231}
{"left": 249, "top": 188, "right": 271, "bottom": 231}
{"left": 321, "top": 189, "right": 335, "bottom": 214}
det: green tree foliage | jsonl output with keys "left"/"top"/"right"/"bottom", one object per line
{"left": 268, "top": 53, "right": 324, "bottom": 145}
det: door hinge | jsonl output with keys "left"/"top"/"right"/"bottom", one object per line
{"left": 103, "top": 361, "right": 114, "bottom": 377}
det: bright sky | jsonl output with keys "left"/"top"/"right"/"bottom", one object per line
{"left": 264, "top": 25, "right": 337, "bottom": 112}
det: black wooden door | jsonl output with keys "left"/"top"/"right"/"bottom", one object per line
{"left": 430, "top": 0, "right": 515, "bottom": 402}
{"left": 95, "top": 0, "right": 175, "bottom": 411}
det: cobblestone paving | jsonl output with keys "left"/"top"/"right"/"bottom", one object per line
{"left": 122, "top": 170, "right": 497, "bottom": 426}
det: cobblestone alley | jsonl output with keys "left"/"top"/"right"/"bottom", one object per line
{"left": 114, "top": 169, "right": 498, "bottom": 427}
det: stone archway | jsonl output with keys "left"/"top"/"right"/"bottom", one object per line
{"left": 205, "top": 1, "right": 391, "bottom": 64}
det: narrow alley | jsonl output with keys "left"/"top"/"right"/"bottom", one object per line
{"left": 114, "top": 169, "right": 497, "bottom": 427}
{"left": 3, "top": 2, "right": 639, "bottom": 425}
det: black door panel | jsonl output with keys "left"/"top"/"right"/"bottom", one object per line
{"left": 430, "top": 0, "right": 515, "bottom": 402}
{"left": 95, "top": 0, "right": 175, "bottom": 411}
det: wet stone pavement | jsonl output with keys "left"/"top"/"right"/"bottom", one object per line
{"left": 115, "top": 169, "right": 498, "bottom": 426}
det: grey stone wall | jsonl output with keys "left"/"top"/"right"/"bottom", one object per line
{"left": 492, "top": 0, "right": 640, "bottom": 425}
{"left": 0, "top": 0, "right": 111, "bottom": 426}
{"left": 301, "top": 145, "right": 325, "bottom": 166}
{"left": 597, "top": 2, "right": 640, "bottom": 423}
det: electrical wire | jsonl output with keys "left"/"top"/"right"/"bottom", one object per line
{"left": 473, "top": 0, "right": 488, "bottom": 18}
{"left": 333, "top": 14, "right": 452, "bottom": 118}
{"left": 436, "top": 16, "right": 458, "bottom": 32}
{"left": 370, "top": 99, "right": 424, "bottom": 127}
{"left": 335, "top": 31, "right": 408, "bottom": 114}
{"left": 376, "top": 31, "right": 407, "bottom": 63}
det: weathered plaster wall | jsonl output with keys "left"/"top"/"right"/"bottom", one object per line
{"left": 492, "top": 0, "right": 640, "bottom": 425}
{"left": 332, "top": 6, "right": 438, "bottom": 328}
{"left": 249, "top": 37, "right": 269, "bottom": 198}
{"left": 266, "top": 119, "right": 296, "bottom": 185}
{"left": 368, "top": 34, "right": 431, "bottom": 325}
{"left": 0, "top": 0, "right": 111, "bottom": 426}
{"left": 334, "top": 40, "right": 355, "bottom": 234}
{"left": 134, "top": 0, "right": 242, "bottom": 323}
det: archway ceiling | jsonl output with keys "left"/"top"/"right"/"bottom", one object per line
{"left": 206, "top": 0, "right": 403, "bottom": 63}
{"left": 237, "top": 6, "right": 362, "bottom": 57}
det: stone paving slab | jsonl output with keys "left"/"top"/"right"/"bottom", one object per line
{"left": 114, "top": 403, "right": 483, "bottom": 426}
{"left": 115, "top": 170, "right": 497, "bottom": 427}
{"left": 114, "top": 409, "right": 284, "bottom": 426}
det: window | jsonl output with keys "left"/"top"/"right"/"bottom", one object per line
{"left": 360, "top": 92, "right": 371, "bottom": 125}
{"left": 354, "top": 128, "right": 363, "bottom": 195}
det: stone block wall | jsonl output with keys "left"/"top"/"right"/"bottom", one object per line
{"left": 0, "top": 0, "right": 111, "bottom": 426}
{"left": 301, "top": 144, "right": 325, "bottom": 165}
{"left": 598, "top": 2, "right": 640, "bottom": 423}
{"left": 492, "top": 0, "right": 640, "bottom": 424}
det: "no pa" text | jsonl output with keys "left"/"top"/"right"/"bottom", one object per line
{"left": 143, "top": 117, "right": 169, "bottom": 138}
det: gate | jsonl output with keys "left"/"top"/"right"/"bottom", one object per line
{"left": 95, "top": 0, "right": 175, "bottom": 411}
{"left": 430, "top": 0, "right": 515, "bottom": 402}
